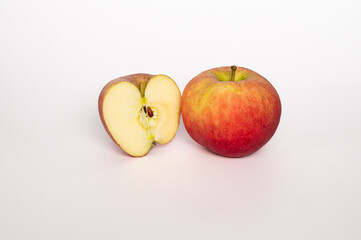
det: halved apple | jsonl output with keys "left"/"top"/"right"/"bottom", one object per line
{"left": 98, "top": 74, "right": 181, "bottom": 157}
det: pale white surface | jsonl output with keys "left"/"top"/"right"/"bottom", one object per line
{"left": 1, "top": 0, "right": 361, "bottom": 239}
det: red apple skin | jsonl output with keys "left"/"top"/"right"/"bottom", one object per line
{"left": 98, "top": 74, "right": 154, "bottom": 157}
{"left": 181, "top": 66, "right": 281, "bottom": 158}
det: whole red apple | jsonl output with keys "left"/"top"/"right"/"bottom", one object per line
{"left": 181, "top": 66, "right": 281, "bottom": 157}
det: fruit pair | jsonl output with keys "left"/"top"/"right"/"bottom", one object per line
{"left": 98, "top": 66, "right": 281, "bottom": 158}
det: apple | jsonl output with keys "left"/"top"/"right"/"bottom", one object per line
{"left": 98, "top": 73, "right": 181, "bottom": 157}
{"left": 181, "top": 66, "right": 281, "bottom": 157}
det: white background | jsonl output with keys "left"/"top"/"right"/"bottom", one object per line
{"left": 1, "top": 0, "right": 361, "bottom": 239}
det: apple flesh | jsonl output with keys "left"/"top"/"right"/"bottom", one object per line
{"left": 181, "top": 66, "right": 281, "bottom": 157}
{"left": 99, "top": 74, "right": 181, "bottom": 157}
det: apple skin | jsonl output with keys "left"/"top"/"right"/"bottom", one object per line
{"left": 98, "top": 73, "right": 154, "bottom": 156}
{"left": 181, "top": 66, "right": 281, "bottom": 158}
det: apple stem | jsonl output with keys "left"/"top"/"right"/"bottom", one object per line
{"left": 230, "top": 65, "right": 237, "bottom": 81}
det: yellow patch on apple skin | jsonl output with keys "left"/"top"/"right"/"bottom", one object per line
{"left": 213, "top": 69, "right": 249, "bottom": 82}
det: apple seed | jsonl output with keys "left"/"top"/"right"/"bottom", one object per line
{"left": 142, "top": 105, "right": 154, "bottom": 118}
{"left": 147, "top": 107, "right": 154, "bottom": 117}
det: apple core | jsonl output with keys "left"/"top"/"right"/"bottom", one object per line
{"left": 138, "top": 103, "right": 158, "bottom": 140}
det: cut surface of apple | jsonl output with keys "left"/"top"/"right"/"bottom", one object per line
{"left": 99, "top": 74, "right": 181, "bottom": 157}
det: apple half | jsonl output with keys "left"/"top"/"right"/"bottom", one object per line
{"left": 98, "top": 74, "right": 181, "bottom": 157}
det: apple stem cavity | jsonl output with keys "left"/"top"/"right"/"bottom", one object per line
{"left": 140, "top": 82, "right": 145, "bottom": 97}
{"left": 230, "top": 65, "right": 237, "bottom": 81}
